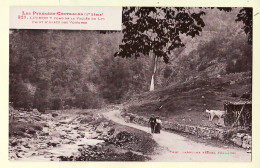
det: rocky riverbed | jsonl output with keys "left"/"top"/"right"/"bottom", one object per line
{"left": 9, "top": 107, "right": 157, "bottom": 161}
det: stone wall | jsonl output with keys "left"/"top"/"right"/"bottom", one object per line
{"left": 121, "top": 112, "right": 251, "bottom": 149}
{"left": 230, "top": 133, "right": 252, "bottom": 149}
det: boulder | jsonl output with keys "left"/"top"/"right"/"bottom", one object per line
{"left": 87, "top": 132, "right": 99, "bottom": 139}
{"left": 47, "top": 141, "right": 60, "bottom": 147}
{"left": 124, "top": 116, "right": 130, "bottom": 123}
{"left": 32, "top": 108, "right": 39, "bottom": 113}
{"left": 242, "top": 135, "right": 252, "bottom": 149}
{"left": 231, "top": 137, "right": 242, "bottom": 147}
{"left": 214, "top": 128, "right": 225, "bottom": 140}
{"left": 40, "top": 132, "right": 49, "bottom": 136}
{"left": 186, "top": 125, "right": 197, "bottom": 135}
{"left": 163, "top": 121, "right": 171, "bottom": 130}
{"left": 237, "top": 133, "right": 246, "bottom": 138}
{"left": 52, "top": 113, "right": 58, "bottom": 117}
{"left": 27, "top": 129, "right": 36, "bottom": 135}
{"left": 95, "top": 124, "right": 105, "bottom": 133}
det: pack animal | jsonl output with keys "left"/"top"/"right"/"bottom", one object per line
{"left": 205, "top": 109, "right": 226, "bottom": 121}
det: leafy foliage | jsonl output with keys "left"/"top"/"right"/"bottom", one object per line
{"left": 9, "top": 29, "right": 153, "bottom": 110}
{"left": 9, "top": 30, "right": 107, "bottom": 111}
{"left": 9, "top": 79, "right": 33, "bottom": 110}
{"left": 33, "top": 80, "right": 50, "bottom": 112}
{"left": 116, "top": 7, "right": 206, "bottom": 63}
{"left": 236, "top": 8, "right": 252, "bottom": 45}
{"left": 150, "top": 7, "right": 252, "bottom": 86}
{"left": 193, "top": 30, "right": 252, "bottom": 74}
{"left": 9, "top": 7, "right": 252, "bottom": 111}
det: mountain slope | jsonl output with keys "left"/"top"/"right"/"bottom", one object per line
{"left": 125, "top": 72, "right": 252, "bottom": 128}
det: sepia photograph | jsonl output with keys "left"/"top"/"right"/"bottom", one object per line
{"left": 9, "top": 7, "right": 252, "bottom": 161}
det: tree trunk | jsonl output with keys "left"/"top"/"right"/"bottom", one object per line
{"left": 149, "top": 55, "right": 158, "bottom": 91}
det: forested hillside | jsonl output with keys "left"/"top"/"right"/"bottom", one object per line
{"left": 154, "top": 8, "right": 251, "bottom": 86}
{"left": 9, "top": 8, "right": 252, "bottom": 112}
{"left": 10, "top": 30, "right": 154, "bottom": 111}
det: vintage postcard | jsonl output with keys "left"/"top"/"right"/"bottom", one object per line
{"left": 8, "top": 5, "right": 253, "bottom": 163}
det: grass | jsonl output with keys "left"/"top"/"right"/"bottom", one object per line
{"left": 9, "top": 120, "right": 43, "bottom": 137}
{"left": 109, "top": 121, "right": 158, "bottom": 155}
{"left": 125, "top": 72, "right": 252, "bottom": 129}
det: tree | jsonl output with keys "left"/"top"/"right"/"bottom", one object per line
{"left": 215, "top": 7, "right": 252, "bottom": 45}
{"left": 33, "top": 79, "right": 50, "bottom": 113}
{"left": 115, "top": 7, "right": 206, "bottom": 91}
{"left": 9, "top": 79, "right": 33, "bottom": 111}
{"left": 236, "top": 8, "right": 252, "bottom": 45}
{"left": 190, "top": 32, "right": 252, "bottom": 74}
{"left": 115, "top": 7, "right": 252, "bottom": 91}
{"left": 213, "top": 7, "right": 252, "bottom": 45}
{"left": 98, "top": 56, "right": 131, "bottom": 103}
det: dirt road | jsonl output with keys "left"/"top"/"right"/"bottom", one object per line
{"left": 104, "top": 108, "right": 251, "bottom": 162}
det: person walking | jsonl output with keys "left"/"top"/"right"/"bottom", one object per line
{"left": 154, "top": 116, "right": 162, "bottom": 134}
{"left": 148, "top": 114, "right": 156, "bottom": 133}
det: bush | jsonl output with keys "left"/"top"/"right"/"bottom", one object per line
{"left": 64, "top": 98, "right": 74, "bottom": 108}
{"left": 197, "top": 63, "right": 208, "bottom": 71}
{"left": 33, "top": 80, "right": 50, "bottom": 113}
{"left": 75, "top": 91, "right": 103, "bottom": 109}
{"left": 230, "top": 92, "right": 239, "bottom": 97}
{"left": 163, "top": 67, "right": 172, "bottom": 78}
{"left": 51, "top": 98, "right": 62, "bottom": 110}
{"left": 9, "top": 121, "right": 42, "bottom": 137}
{"left": 9, "top": 81, "right": 33, "bottom": 111}
{"left": 223, "top": 130, "right": 236, "bottom": 140}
